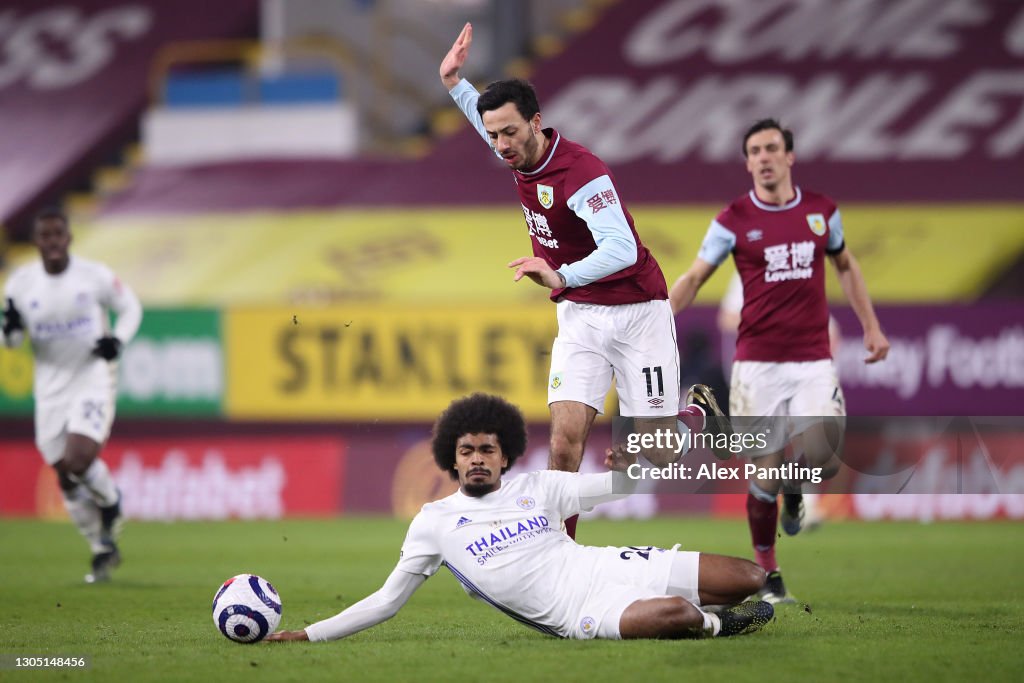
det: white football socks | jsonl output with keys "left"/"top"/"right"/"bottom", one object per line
{"left": 77, "top": 458, "right": 119, "bottom": 508}
{"left": 702, "top": 609, "right": 722, "bottom": 636}
{"left": 62, "top": 486, "right": 107, "bottom": 553}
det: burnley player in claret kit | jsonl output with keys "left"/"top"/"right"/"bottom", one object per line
{"left": 439, "top": 23, "right": 725, "bottom": 539}
{"left": 670, "top": 119, "right": 890, "bottom": 603}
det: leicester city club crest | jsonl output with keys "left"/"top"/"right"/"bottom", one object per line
{"left": 806, "top": 213, "right": 826, "bottom": 236}
{"left": 537, "top": 184, "right": 554, "bottom": 209}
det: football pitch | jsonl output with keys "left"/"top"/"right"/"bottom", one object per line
{"left": 2, "top": 517, "right": 1021, "bottom": 682}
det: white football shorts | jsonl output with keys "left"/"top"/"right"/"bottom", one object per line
{"left": 729, "top": 359, "right": 846, "bottom": 456}
{"left": 548, "top": 299, "right": 679, "bottom": 417}
{"left": 35, "top": 385, "right": 117, "bottom": 465}
{"left": 569, "top": 545, "right": 700, "bottom": 640}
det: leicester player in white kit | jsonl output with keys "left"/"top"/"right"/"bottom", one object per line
{"left": 670, "top": 120, "right": 889, "bottom": 603}
{"left": 2, "top": 208, "right": 142, "bottom": 583}
{"left": 439, "top": 25, "right": 724, "bottom": 539}
{"left": 268, "top": 393, "right": 773, "bottom": 643}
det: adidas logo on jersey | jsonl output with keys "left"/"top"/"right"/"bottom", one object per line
{"left": 455, "top": 516, "right": 472, "bottom": 528}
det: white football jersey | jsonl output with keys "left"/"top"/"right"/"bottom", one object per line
{"left": 396, "top": 470, "right": 629, "bottom": 637}
{"left": 3, "top": 256, "right": 142, "bottom": 405}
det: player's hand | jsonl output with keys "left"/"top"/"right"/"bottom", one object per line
{"left": 863, "top": 328, "right": 889, "bottom": 364}
{"left": 2, "top": 297, "right": 23, "bottom": 335}
{"left": 92, "top": 336, "right": 122, "bottom": 361}
{"left": 604, "top": 443, "right": 637, "bottom": 472}
{"left": 265, "top": 629, "right": 310, "bottom": 642}
{"left": 440, "top": 22, "right": 472, "bottom": 89}
{"left": 509, "top": 256, "right": 565, "bottom": 289}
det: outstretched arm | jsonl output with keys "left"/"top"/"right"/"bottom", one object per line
{"left": 267, "top": 568, "right": 426, "bottom": 643}
{"left": 574, "top": 445, "right": 640, "bottom": 511}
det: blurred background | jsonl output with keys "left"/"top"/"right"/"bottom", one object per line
{"left": 1, "top": 0, "right": 1021, "bottom": 524}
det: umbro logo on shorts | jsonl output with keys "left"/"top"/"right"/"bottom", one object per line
{"left": 648, "top": 398, "right": 664, "bottom": 406}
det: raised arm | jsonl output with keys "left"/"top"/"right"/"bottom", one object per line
{"left": 440, "top": 22, "right": 472, "bottom": 90}
{"left": 267, "top": 567, "right": 426, "bottom": 642}
{"left": 441, "top": 23, "right": 498, "bottom": 153}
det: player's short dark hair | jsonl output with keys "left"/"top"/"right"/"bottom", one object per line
{"left": 432, "top": 393, "right": 528, "bottom": 480}
{"left": 742, "top": 118, "right": 794, "bottom": 157}
{"left": 476, "top": 79, "right": 540, "bottom": 123}
{"left": 33, "top": 206, "right": 68, "bottom": 227}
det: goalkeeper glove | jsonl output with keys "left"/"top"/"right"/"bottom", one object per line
{"left": 2, "top": 298, "right": 23, "bottom": 336}
{"left": 92, "top": 336, "right": 122, "bottom": 361}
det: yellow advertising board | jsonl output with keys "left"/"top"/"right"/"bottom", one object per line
{"left": 48, "top": 204, "right": 1024, "bottom": 307}
{"left": 224, "top": 304, "right": 586, "bottom": 421}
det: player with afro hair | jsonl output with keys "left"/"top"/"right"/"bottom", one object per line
{"left": 432, "top": 393, "right": 528, "bottom": 480}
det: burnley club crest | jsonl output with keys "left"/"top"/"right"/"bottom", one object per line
{"left": 806, "top": 213, "right": 826, "bottom": 236}
{"left": 537, "top": 184, "right": 554, "bottom": 209}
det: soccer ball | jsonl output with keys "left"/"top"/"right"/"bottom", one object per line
{"left": 212, "top": 574, "right": 282, "bottom": 643}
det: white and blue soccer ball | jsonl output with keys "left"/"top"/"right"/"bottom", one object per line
{"left": 212, "top": 574, "right": 282, "bottom": 643}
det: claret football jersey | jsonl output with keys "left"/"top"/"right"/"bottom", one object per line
{"left": 698, "top": 188, "right": 845, "bottom": 362}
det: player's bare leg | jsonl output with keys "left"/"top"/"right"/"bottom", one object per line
{"left": 695, "top": 553, "right": 766, "bottom": 605}
{"left": 548, "top": 400, "right": 597, "bottom": 472}
{"left": 619, "top": 592, "right": 772, "bottom": 639}
{"left": 549, "top": 400, "right": 597, "bottom": 540}
{"left": 631, "top": 415, "right": 680, "bottom": 465}
{"left": 617, "top": 551, "right": 770, "bottom": 639}
{"left": 619, "top": 596, "right": 709, "bottom": 639}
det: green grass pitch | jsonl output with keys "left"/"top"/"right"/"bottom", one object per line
{"left": 2, "top": 517, "right": 1021, "bottom": 682}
